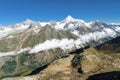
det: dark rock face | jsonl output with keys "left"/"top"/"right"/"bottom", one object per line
{"left": 87, "top": 71, "right": 120, "bottom": 80}
{"left": 71, "top": 54, "right": 82, "bottom": 68}
{"left": 29, "top": 64, "right": 49, "bottom": 75}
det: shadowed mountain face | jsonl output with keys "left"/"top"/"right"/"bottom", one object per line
{"left": 0, "top": 25, "right": 78, "bottom": 52}
{"left": 96, "top": 36, "right": 120, "bottom": 54}
{"left": 22, "top": 25, "right": 78, "bottom": 48}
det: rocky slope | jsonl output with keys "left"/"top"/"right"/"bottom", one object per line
{"left": 2, "top": 55, "right": 81, "bottom": 80}
{"left": 3, "top": 44, "right": 120, "bottom": 80}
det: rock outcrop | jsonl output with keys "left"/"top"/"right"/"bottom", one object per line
{"left": 72, "top": 47, "right": 120, "bottom": 79}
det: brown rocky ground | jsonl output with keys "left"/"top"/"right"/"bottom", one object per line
{"left": 3, "top": 47, "right": 120, "bottom": 80}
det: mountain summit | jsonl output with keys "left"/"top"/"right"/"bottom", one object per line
{"left": 63, "top": 15, "right": 85, "bottom": 23}
{"left": 65, "top": 15, "right": 76, "bottom": 21}
{"left": 23, "top": 19, "right": 34, "bottom": 24}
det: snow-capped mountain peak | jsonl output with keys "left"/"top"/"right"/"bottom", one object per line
{"left": 23, "top": 19, "right": 34, "bottom": 25}
{"left": 55, "top": 15, "right": 90, "bottom": 30}
{"left": 65, "top": 15, "right": 76, "bottom": 21}
{"left": 63, "top": 15, "right": 85, "bottom": 23}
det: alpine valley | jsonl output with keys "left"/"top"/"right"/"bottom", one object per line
{"left": 0, "top": 16, "right": 120, "bottom": 80}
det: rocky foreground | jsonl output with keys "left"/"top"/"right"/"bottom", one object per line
{"left": 3, "top": 46, "right": 120, "bottom": 80}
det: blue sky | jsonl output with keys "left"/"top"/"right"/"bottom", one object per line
{"left": 0, "top": 0, "right": 120, "bottom": 25}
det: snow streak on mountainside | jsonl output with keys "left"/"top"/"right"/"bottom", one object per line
{"left": 110, "top": 23, "right": 120, "bottom": 25}
{"left": 0, "top": 15, "right": 120, "bottom": 57}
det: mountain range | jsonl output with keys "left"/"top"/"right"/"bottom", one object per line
{"left": 0, "top": 15, "right": 120, "bottom": 54}
{"left": 0, "top": 15, "right": 120, "bottom": 80}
